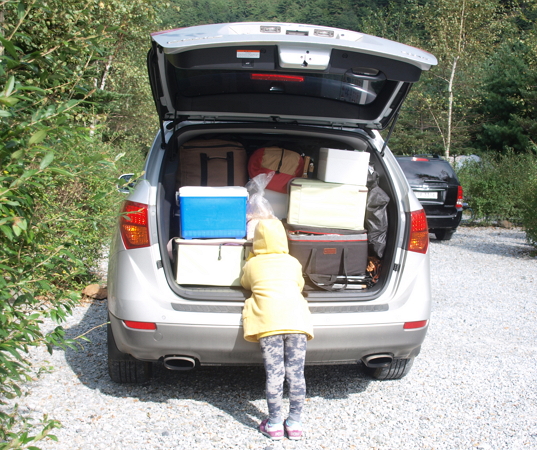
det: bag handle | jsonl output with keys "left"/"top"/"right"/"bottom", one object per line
{"left": 199, "top": 151, "right": 235, "bottom": 186}
{"left": 304, "top": 248, "right": 349, "bottom": 291}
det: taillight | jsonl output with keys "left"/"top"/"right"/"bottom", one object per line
{"left": 456, "top": 185, "right": 464, "bottom": 210}
{"left": 120, "top": 201, "right": 150, "bottom": 249}
{"left": 404, "top": 320, "right": 428, "bottom": 329}
{"left": 124, "top": 320, "right": 157, "bottom": 330}
{"left": 250, "top": 73, "right": 304, "bottom": 82}
{"left": 408, "top": 209, "right": 429, "bottom": 254}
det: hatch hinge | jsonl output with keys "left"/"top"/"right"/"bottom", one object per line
{"left": 203, "top": 116, "right": 217, "bottom": 123}
{"left": 380, "top": 108, "right": 401, "bottom": 157}
{"left": 331, "top": 123, "right": 344, "bottom": 130}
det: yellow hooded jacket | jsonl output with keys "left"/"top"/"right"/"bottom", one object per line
{"left": 241, "top": 219, "right": 314, "bottom": 343}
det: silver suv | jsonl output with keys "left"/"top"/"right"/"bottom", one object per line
{"left": 107, "top": 22, "right": 436, "bottom": 383}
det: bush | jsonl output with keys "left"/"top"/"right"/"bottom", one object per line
{"left": 456, "top": 151, "right": 537, "bottom": 224}
{"left": 521, "top": 170, "right": 537, "bottom": 247}
{"left": 0, "top": 3, "right": 130, "bottom": 447}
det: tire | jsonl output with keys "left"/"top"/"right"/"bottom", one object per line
{"left": 107, "top": 322, "right": 152, "bottom": 383}
{"left": 366, "top": 357, "right": 414, "bottom": 380}
{"left": 434, "top": 229, "right": 455, "bottom": 240}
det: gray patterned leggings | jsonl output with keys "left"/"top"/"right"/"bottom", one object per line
{"left": 259, "top": 333, "right": 308, "bottom": 424}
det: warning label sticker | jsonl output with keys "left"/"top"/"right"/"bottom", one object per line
{"left": 236, "top": 50, "right": 261, "bottom": 59}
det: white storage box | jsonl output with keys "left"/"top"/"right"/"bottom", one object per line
{"left": 174, "top": 238, "right": 252, "bottom": 286}
{"left": 264, "top": 189, "right": 289, "bottom": 219}
{"left": 317, "top": 148, "right": 370, "bottom": 186}
{"left": 288, "top": 178, "right": 368, "bottom": 230}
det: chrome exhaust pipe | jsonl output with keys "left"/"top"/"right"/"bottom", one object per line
{"left": 163, "top": 355, "right": 197, "bottom": 371}
{"left": 362, "top": 354, "right": 393, "bottom": 368}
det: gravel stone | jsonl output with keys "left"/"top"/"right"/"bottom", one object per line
{"left": 7, "top": 226, "right": 537, "bottom": 449}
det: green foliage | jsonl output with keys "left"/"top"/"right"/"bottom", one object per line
{"left": 456, "top": 151, "right": 537, "bottom": 224}
{"left": 521, "top": 174, "right": 537, "bottom": 247}
{"left": 0, "top": 1, "right": 146, "bottom": 447}
{"left": 472, "top": 40, "right": 537, "bottom": 154}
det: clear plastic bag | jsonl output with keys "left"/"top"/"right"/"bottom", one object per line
{"left": 245, "top": 172, "right": 277, "bottom": 240}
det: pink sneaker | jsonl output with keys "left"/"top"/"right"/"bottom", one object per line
{"left": 259, "top": 419, "right": 284, "bottom": 440}
{"left": 284, "top": 419, "right": 303, "bottom": 440}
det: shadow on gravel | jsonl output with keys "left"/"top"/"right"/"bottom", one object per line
{"left": 63, "top": 300, "right": 372, "bottom": 430}
{"left": 428, "top": 228, "right": 533, "bottom": 259}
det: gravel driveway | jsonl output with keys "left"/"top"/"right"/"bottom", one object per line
{"left": 13, "top": 226, "right": 537, "bottom": 449}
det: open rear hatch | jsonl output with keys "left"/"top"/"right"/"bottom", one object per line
{"left": 148, "top": 22, "right": 437, "bottom": 131}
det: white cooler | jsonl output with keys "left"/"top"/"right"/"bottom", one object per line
{"left": 174, "top": 238, "right": 252, "bottom": 286}
{"left": 287, "top": 178, "right": 368, "bottom": 230}
{"left": 317, "top": 148, "right": 370, "bottom": 186}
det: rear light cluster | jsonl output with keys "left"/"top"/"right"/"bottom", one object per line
{"left": 408, "top": 209, "right": 429, "bottom": 254}
{"left": 404, "top": 320, "right": 428, "bottom": 329}
{"left": 456, "top": 185, "right": 464, "bottom": 210}
{"left": 124, "top": 320, "right": 156, "bottom": 330}
{"left": 251, "top": 73, "right": 304, "bottom": 82}
{"left": 120, "top": 201, "right": 150, "bottom": 249}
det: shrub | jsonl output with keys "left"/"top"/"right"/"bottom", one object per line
{"left": 0, "top": 3, "right": 128, "bottom": 447}
{"left": 456, "top": 151, "right": 537, "bottom": 224}
{"left": 521, "top": 168, "right": 537, "bottom": 247}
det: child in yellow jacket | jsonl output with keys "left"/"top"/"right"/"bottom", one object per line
{"left": 241, "top": 219, "right": 313, "bottom": 440}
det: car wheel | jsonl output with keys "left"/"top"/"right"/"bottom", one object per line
{"left": 366, "top": 357, "right": 414, "bottom": 380}
{"left": 107, "top": 321, "right": 152, "bottom": 383}
{"left": 434, "top": 229, "right": 455, "bottom": 240}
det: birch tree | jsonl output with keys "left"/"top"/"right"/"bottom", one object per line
{"left": 417, "top": 0, "right": 504, "bottom": 158}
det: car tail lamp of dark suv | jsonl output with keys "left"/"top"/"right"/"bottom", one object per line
{"left": 120, "top": 201, "right": 150, "bottom": 249}
{"left": 456, "top": 185, "right": 464, "bottom": 210}
{"left": 408, "top": 209, "right": 429, "bottom": 254}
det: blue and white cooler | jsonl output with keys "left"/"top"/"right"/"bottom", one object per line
{"left": 178, "top": 186, "right": 248, "bottom": 239}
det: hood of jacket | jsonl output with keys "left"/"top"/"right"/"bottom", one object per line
{"left": 252, "top": 219, "right": 289, "bottom": 255}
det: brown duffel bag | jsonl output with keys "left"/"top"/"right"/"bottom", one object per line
{"left": 178, "top": 138, "right": 248, "bottom": 187}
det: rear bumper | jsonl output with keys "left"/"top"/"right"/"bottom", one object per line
{"left": 426, "top": 210, "right": 462, "bottom": 230}
{"left": 109, "top": 313, "right": 427, "bottom": 365}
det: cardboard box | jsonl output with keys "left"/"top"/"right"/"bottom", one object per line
{"left": 178, "top": 186, "right": 247, "bottom": 239}
{"left": 317, "top": 148, "right": 370, "bottom": 186}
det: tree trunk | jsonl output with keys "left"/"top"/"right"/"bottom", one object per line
{"left": 0, "top": 9, "right": 4, "bottom": 56}
{"left": 100, "top": 54, "right": 114, "bottom": 91}
{"left": 446, "top": 56, "right": 459, "bottom": 159}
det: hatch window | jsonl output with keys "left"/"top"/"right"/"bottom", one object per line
{"left": 171, "top": 68, "right": 386, "bottom": 106}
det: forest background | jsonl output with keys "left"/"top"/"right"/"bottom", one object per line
{"left": 1, "top": 0, "right": 536, "bottom": 447}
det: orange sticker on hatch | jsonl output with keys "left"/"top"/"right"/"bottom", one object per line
{"left": 237, "top": 50, "right": 260, "bottom": 59}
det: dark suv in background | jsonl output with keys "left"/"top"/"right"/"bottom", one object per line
{"left": 396, "top": 155, "right": 463, "bottom": 240}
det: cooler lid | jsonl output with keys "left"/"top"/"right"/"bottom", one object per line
{"left": 178, "top": 186, "right": 248, "bottom": 197}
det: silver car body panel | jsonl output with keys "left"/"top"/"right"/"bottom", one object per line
{"left": 151, "top": 22, "right": 436, "bottom": 70}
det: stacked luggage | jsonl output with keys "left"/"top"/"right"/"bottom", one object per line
{"left": 173, "top": 138, "right": 384, "bottom": 290}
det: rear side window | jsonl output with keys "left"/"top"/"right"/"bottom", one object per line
{"left": 396, "top": 157, "right": 458, "bottom": 184}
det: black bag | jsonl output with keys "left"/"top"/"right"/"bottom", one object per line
{"left": 287, "top": 229, "right": 368, "bottom": 291}
{"left": 365, "top": 166, "right": 390, "bottom": 259}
